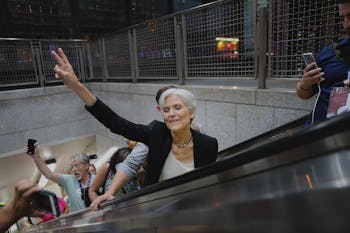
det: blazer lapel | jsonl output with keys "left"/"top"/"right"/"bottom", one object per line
{"left": 192, "top": 129, "right": 201, "bottom": 168}
{"left": 149, "top": 129, "right": 172, "bottom": 183}
{"left": 158, "top": 133, "right": 172, "bottom": 168}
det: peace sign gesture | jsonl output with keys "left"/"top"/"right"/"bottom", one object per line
{"left": 51, "top": 48, "right": 79, "bottom": 90}
{"left": 51, "top": 48, "right": 97, "bottom": 106}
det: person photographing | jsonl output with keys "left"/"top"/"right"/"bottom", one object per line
{"left": 296, "top": 0, "right": 350, "bottom": 125}
{"left": 25, "top": 143, "right": 95, "bottom": 212}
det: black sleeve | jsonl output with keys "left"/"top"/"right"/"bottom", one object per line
{"left": 85, "top": 98, "right": 151, "bottom": 145}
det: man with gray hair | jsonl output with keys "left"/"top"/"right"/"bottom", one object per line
{"left": 25, "top": 144, "right": 95, "bottom": 212}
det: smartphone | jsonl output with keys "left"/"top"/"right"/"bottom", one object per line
{"left": 32, "top": 190, "right": 61, "bottom": 217}
{"left": 27, "top": 139, "right": 37, "bottom": 155}
{"left": 302, "top": 52, "right": 318, "bottom": 68}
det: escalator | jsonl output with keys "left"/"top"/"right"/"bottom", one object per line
{"left": 26, "top": 113, "right": 350, "bottom": 233}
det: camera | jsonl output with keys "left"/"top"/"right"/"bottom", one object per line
{"left": 32, "top": 190, "right": 61, "bottom": 217}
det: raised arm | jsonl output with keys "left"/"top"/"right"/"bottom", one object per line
{"left": 89, "top": 143, "right": 148, "bottom": 211}
{"left": 88, "top": 163, "right": 109, "bottom": 202}
{"left": 117, "top": 142, "right": 149, "bottom": 179}
{"left": 104, "top": 143, "right": 148, "bottom": 196}
{"left": 52, "top": 48, "right": 152, "bottom": 145}
{"left": 25, "top": 144, "right": 60, "bottom": 184}
{"left": 51, "top": 48, "right": 97, "bottom": 107}
{"left": 89, "top": 170, "right": 130, "bottom": 211}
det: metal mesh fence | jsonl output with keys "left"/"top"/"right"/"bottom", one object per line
{"left": 86, "top": 39, "right": 104, "bottom": 80}
{"left": 134, "top": 16, "right": 177, "bottom": 79}
{"left": 0, "top": 39, "right": 37, "bottom": 86}
{"left": 269, "top": 0, "right": 340, "bottom": 78}
{"left": 40, "top": 40, "right": 85, "bottom": 83}
{"left": 184, "top": 0, "right": 256, "bottom": 78}
{"left": 104, "top": 31, "right": 132, "bottom": 79}
{"left": 0, "top": 0, "right": 345, "bottom": 89}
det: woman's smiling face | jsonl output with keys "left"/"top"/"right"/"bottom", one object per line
{"left": 161, "top": 94, "right": 195, "bottom": 132}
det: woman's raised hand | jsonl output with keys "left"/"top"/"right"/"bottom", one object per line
{"left": 51, "top": 48, "right": 97, "bottom": 106}
{"left": 51, "top": 48, "right": 80, "bottom": 90}
{"left": 90, "top": 192, "right": 114, "bottom": 211}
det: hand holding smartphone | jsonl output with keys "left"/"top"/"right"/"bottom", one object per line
{"left": 302, "top": 52, "right": 324, "bottom": 82}
{"left": 27, "top": 139, "right": 37, "bottom": 155}
{"left": 32, "top": 190, "right": 61, "bottom": 217}
{"left": 302, "top": 52, "right": 318, "bottom": 68}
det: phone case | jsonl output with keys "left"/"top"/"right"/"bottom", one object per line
{"left": 27, "top": 139, "right": 37, "bottom": 155}
{"left": 32, "top": 190, "right": 61, "bottom": 217}
{"left": 302, "top": 52, "right": 318, "bottom": 68}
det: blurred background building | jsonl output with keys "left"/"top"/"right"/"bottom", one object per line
{"left": 0, "top": 0, "right": 216, "bottom": 39}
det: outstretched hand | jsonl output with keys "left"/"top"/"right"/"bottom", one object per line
{"left": 51, "top": 48, "right": 97, "bottom": 106}
{"left": 51, "top": 48, "right": 79, "bottom": 89}
{"left": 90, "top": 193, "right": 114, "bottom": 211}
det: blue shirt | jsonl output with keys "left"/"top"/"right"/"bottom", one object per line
{"left": 307, "top": 37, "right": 350, "bottom": 124}
{"left": 59, "top": 173, "right": 95, "bottom": 212}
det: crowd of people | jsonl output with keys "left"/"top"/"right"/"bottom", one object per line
{"left": 2, "top": 1, "right": 350, "bottom": 232}
{"left": 49, "top": 45, "right": 218, "bottom": 209}
{"left": 1, "top": 74, "right": 217, "bottom": 232}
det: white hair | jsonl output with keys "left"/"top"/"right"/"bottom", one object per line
{"left": 159, "top": 88, "right": 196, "bottom": 113}
{"left": 71, "top": 153, "right": 90, "bottom": 165}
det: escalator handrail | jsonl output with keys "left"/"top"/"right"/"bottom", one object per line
{"left": 218, "top": 114, "right": 307, "bottom": 158}
{"left": 100, "top": 113, "right": 350, "bottom": 209}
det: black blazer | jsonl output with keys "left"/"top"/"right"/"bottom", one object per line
{"left": 86, "top": 99, "right": 218, "bottom": 186}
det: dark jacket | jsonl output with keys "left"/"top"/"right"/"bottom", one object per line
{"left": 86, "top": 98, "right": 218, "bottom": 186}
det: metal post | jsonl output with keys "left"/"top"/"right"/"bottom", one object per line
{"left": 77, "top": 41, "right": 86, "bottom": 82}
{"left": 31, "top": 41, "right": 44, "bottom": 87}
{"left": 267, "top": 0, "right": 273, "bottom": 80}
{"left": 128, "top": 28, "right": 139, "bottom": 83}
{"left": 257, "top": 7, "right": 267, "bottom": 89}
{"left": 175, "top": 15, "right": 185, "bottom": 85}
{"left": 100, "top": 37, "right": 108, "bottom": 81}
{"left": 85, "top": 41, "right": 94, "bottom": 81}
{"left": 182, "top": 14, "right": 188, "bottom": 84}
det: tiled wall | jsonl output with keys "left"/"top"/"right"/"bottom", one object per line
{"left": 0, "top": 83, "right": 313, "bottom": 157}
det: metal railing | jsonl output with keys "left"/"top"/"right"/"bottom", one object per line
{"left": 0, "top": 0, "right": 341, "bottom": 89}
{"left": 268, "top": 0, "right": 340, "bottom": 79}
{"left": 0, "top": 39, "right": 86, "bottom": 87}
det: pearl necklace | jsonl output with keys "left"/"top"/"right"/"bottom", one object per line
{"left": 173, "top": 134, "right": 192, "bottom": 148}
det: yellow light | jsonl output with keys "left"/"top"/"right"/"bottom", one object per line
{"left": 215, "top": 37, "right": 240, "bottom": 42}
{"left": 305, "top": 173, "right": 313, "bottom": 189}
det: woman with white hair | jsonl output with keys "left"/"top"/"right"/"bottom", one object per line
{"left": 51, "top": 48, "right": 218, "bottom": 210}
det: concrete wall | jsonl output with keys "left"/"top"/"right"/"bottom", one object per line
{"left": 0, "top": 86, "right": 97, "bottom": 157}
{"left": 0, "top": 83, "right": 314, "bottom": 158}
